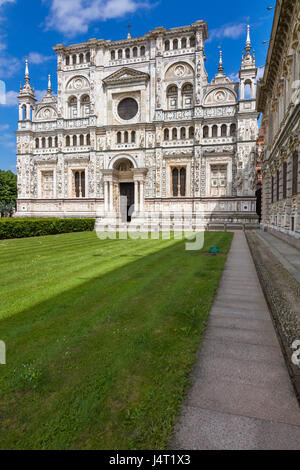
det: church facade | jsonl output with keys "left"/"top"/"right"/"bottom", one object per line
{"left": 16, "top": 21, "right": 259, "bottom": 229}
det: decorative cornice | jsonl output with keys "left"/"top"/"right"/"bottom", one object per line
{"left": 103, "top": 67, "right": 150, "bottom": 85}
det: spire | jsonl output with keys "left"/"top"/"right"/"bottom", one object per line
{"left": 218, "top": 49, "right": 224, "bottom": 73}
{"left": 25, "top": 58, "right": 30, "bottom": 83}
{"left": 47, "top": 74, "right": 52, "bottom": 93}
{"left": 245, "top": 24, "right": 251, "bottom": 53}
{"left": 127, "top": 23, "right": 132, "bottom": 39}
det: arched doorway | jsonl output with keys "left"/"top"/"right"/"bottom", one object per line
{"left": 113, "top": 158, "right": 135, "bottom": 222}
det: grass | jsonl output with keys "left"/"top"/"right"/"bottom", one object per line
{"left": 0, "top": 231, "right": 233, "bottom": 450}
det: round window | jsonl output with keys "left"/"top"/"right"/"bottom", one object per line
{"left": 117, "top": 98, "right": 138, "bottom": 120}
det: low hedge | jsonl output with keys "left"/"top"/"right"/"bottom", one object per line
{"left": 0, "top": 218, "right": 95, "bottom": 239}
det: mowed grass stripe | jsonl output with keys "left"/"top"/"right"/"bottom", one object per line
{"left": 0, "top": 231, "right": 233, "bottom": 449}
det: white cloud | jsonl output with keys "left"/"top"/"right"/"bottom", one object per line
{"left": 228, "top": 72, "right": 239, "bottom": 82}
{"left": 28, "top": 52, "right": 54, "bottom": 64}
{"left": 0, "top": 132, "right": 15, "bottom": 148}
{"left": 1, "top": 90, "right": 18, "bottom": 106}
{"left": 35, "top": 89, "right": 47, "bottom": 101}
{"left": 208, "top": 22, "right": 246, "bottom": 43}
{"left": 0, "top": 0, "right": 16, "bottom": 6}
{"left": 0, "top": 55, "right": 21, "bottom": 77}
{"left": 0, "top": 123, "right": 9, "bottom": 130}
{"left": 256, "top": 65, "right": 265, "bottom": 82}
{"left": 44, "top": 0, "right": 153, "bottom": 36}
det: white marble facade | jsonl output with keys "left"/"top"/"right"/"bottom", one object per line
{"left": 16, "top": 21, "right": 259, "bottom": 228}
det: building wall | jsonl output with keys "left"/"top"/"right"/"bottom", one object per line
{"left": 16, "top": 21, "right": 259, "bottom": 227}
{"left": 257, "top": 0, "right": 300, "bottom": 245}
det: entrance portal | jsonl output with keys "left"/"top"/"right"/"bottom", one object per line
{"left": 120, "top": 182, "right": 134, "bottom": 222}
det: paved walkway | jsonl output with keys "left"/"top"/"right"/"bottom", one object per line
{"left": 255, "top": 230, "right": 300, "bottom": 282}
{"left": 172, "top": 232, "right": 300, "bottom": 450}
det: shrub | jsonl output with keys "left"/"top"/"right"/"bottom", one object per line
{"left": 0, "top": 218, "right": 95, "bottom": 240}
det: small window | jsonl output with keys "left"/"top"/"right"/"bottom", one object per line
{"left": 35, "top": 138, "right": 39, "bottom": 149}
{"left": 74, "top": 170, "right": 86, "bottom": 198}
{"left": 66, "top": 135, "right": 70, "bottom": 147}
{"left": 190, "top": 36, "right": 195, "bottom": 47}
{"left": 292, "top": 151, "right": 298, "bottom": 196}
{"left": 140, "top": 46, "right": 145, "bottom": 56}
{"left": 203, "top": 126, "right": 209, "bottom": 138}
{"left": 111, "top": 50, "right": 115, "bottom": 60}
{"left": 189, "top": 127, "right": 194, "bottom": 139}
{"left": 80, "top": 134, "right": 84, "bottom": 146}
{"left": 283, "top": 162, "right": 287, "bottom": 199}
{"left": 131, "top": 131, "right": 136, "bottom": 143}
{"left": 173, "top": 39, "right": 178, "bottom": 50}
{"left": 117, "top": 132, "right": 122, "bottom": 144}
{"left": 124, "top": 131, "right": 128, "bottom": 143}
{"left": 230, "top": 123, "right": 236, "bottom": 137}
{"left": 118, "top": 49, "right": 123, "bottom": 59}
{"left": 164, "top": 129, "right": 169, "bottom": 141}
{"left": 212, "top": 125, "right": 218, "bottom": 138}
{"left": 172, "top": 128, "right": 177, "bottom": 140}
{"left": 221, "top": 124, "right": 227, "bottom": 137}
{"left": 181, "top": 38, "right": 187, "bottom": 49}
{"left": 180, "top": 127, "right": 186, "bottom": 139}
{"left": 125, "top": 48, "right": 130, "bottom": 59}
{"left": 133, "top": 47, "right": 138, "bottom": 58}
{"left": 86, "top": 52, "right": 90, "bottom": 62}
{"left": 66, "top": 56, "right": 69, "bottom": 66}
{"left": 165, "top": 40, "right": 170, "bottom": 51}
{"left": 276, "top": 169, "right": 280, "bottom": 201}
{"left": 86, "top": 134, "right": 91, "bottom": 146}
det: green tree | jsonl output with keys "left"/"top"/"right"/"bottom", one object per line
{"left": 0, "top": 170, "right": 17, "bottom": 217}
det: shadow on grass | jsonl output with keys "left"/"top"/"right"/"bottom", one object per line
{"left": 0, "top": 232, "right": 232, "bottom": 450}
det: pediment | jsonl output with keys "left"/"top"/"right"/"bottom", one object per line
{"left": 103, "top": 67, "right": 150, "bottom": 86}
{"left": 203, "top": 87, "right": 237, "bottom": 106}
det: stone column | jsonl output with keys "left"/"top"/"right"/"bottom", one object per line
{"left": 134, "top": 181, "right": 139, "bottom": 213}
{"left": 104, "top": 181, "right": 108, "bottom": 211}
{"left": 109, "top": 181, "right": 113, "bottom": 212}
{"left": 140, "top": 181, "right": 144, "bottom": 212}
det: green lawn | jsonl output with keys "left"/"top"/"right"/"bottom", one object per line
{"left": 0, "top": 231, "right": 233, "bottom": 450}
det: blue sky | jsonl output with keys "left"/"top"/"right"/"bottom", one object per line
{"left": 0, "top": 0, "right": 275, "bottom": 172}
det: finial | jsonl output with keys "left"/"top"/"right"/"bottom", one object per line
{"left": 246, "top": 25, "right": 251, "bottom": 46}
{"left": 127, "top": 23, "right": 132, "bottom": 39}
{"left": 245, "top": 24, "right": 252, "bottom": 53}
{"left": 218, "top": 49, "right": 224, "bottom": 73}
{"left": 25, "top": 58, "right": 29, "bottom": 83}
{"left": 48, "top": 74, "right": 52, "bottom": 93}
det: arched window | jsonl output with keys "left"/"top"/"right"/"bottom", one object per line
{"left": 180, "top": 127, "right": 186, "bottom": 139}
{"left": 66, "top": 55, "right": 69, "bottom": 65}
{"left": 140, "top": 46, "right": 145, "bottom": 56}
{"left": 42, "top": 137, "right": 46, "bottom": 149}
{"left": 117, "top": 131, "right": 122, "bottom": 144}
{"left": 172, "top": 128, "right": 178, "bottom": 140}
{"left": 230, "top": 123, "right": 236, "bottom": 137}
{"left": 79, "top": 53, "right": 84, "bottom": 64}
{"left": 75, "top": 171, "right": 80, "bottom": 197}
{"left": 125, "top": 48, "right": 130, "bottom": 59}
{"left": 181, "top": 38, "right": 187, "bottom": 49}
{"left": 74, "top": 171, "right": 86, "bottom": 198}
{"left": 80, "top": 95, "right": 90, "bottom": 117}
{"left": 111, "top": 50, "right": 115, "bottom": 60}
{"left": 86, "top": 134, "right": 90, "bottom": 146}
{"left": 86, "top": 52, "right": 90, "bottom": 63}
{"left": 172, "top": 168, "right": 178, "bottom": 196}
{"left": 55, "top": 136, "right": 58, "bottom": 147}
{"left": 172, "top": 167, "right": 186, "bottom": 197}
{"left": 124, "top": 131, "right": 129, "bottom": 143}
{"left": 69, "top": 96, "right": 77, "bottom": 118}
{"left": 292, "top": 151, "right": 298, "bottom": 196}
{"left": 180, "top": 168, "right": 186, "bottom": 196}
{"left": 167, "top": 85, "right": 178, "bottom": 110}
{"left": 203, "top": 126, "right": 209, "bottom": 138}
{"left": 165, "top": 40, "right": 170, "bottom": 51}
{"left": 133, "top": 47, "right": 138, "bottom": 58}
{"left": 48, "top": 137, "right": 52, "bottom": 148}
{"left": 80, "top": 134, "right": 84, "bottom": 146}
{"left": 173, "top": 39, "right": 178, "bottom": 50}
{"left": 66, "top": 135, "right": 70, "bottom": 147}
{"left": 72, "top": 54, "right": 77, "bottom": 65}
{"left": 221, "top": 124, "right": 227, "bottom": 137}
{"left": 35, "top": 138, "right": 39, "bottom": 149}
{"left": 212, "top": 125, "right": 218, "bottom": 138}
{"left": 118, "top": 49, "right": 122, "bottom": 59}
{"left": 189, "top": 126, "right": 194, "bottom": 139}
{"left": 164, "top": 128, "right": 169, "bottom": 141}
{"left": 131, "top": 131, "right": 136, "bottom": 143}
{"left": 182, "top": 83, "right": 193, "bottom": 108}
{"left": 244, "top": 80, "right": 252, "bottom": 100}
{"left": 190, "top": 36, "right": 196, "bottom": 47}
